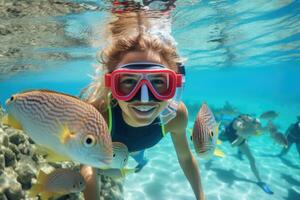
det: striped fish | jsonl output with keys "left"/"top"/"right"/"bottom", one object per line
{"left": 28, "top": 168, "right": 85, "bottom": 200}
{"left": 3, "top": 90, "right": 112, "bottom": 168}
{"left": 109, "top": 142, "right": 129, "bottom": 169}
{"left": 192, "top": 103, "right": 222, "bottom": 158}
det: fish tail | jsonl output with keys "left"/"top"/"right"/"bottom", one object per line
{"left": 122, "top": 168, "right": 136, "bottom": 176}
{"left": 214, "top": 148, "right": 225, "bottom": 158}
{"left": 28, "top": 184, "right": 43, "bottom": 197}
{"left": 27, "top": 170, "right": 48, "bottom": 197}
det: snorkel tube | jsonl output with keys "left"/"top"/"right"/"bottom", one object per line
{"left": 160, "top": 63, "right": 185, "bottom": 124}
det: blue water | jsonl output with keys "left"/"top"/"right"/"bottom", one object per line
{"left": 1, "top": 0, "right": 300, "bottom": 200}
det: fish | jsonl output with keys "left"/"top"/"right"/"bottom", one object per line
{"left": 109, "top": 142, "right": 129, "bottom": 169}
{"left": 97, "top": 142, "right": 134, "bottom": 179}
{"left": 259, "top": 111, "right": 279, "bottom": 120}
{"left": 191, "top": 103, "right": 223, "bottom": 158}
{"left": 2, "top": 90, "right": 113, "bottom": 168}
{"left": 270, "top": 131, "right": 288, "bottom": 148}
{"left": 28, "top": 168, "right": 85, "bottom": 200}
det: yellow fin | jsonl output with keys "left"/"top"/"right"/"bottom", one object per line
{"left": 36, "top": 170, "right": 48, "bottom": 184}
{"left": 59, "top": 124, "right": 75, "bottom": 144}
{"left": 46, "top": 150, "right": 71, "bottom": 162}
{"left": 28, "top": 184, "right": 43, "bottom": 198}
{"left": 255, "top": 130, "right": 262, "bottom": 136}
{"left": 2, "top": 114, "right": 23, "bottom": 130}
{"left": 120, "top": 168, "right": 136, "bottom": 177}
{"left": 35, "top": 145, "right": 71, "bottom": 162}
{"left": 28, "top": 170, "right": 48, "bottom": 197}
{"left": 214, "top": 148, "right": 225, "bottom": 158}
{"left": 217, "top": 139, "right": 222, "bottom": 145}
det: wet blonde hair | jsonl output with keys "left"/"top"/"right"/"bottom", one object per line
{"left": 81, "top": 11, "right": 182, "bottom": 111}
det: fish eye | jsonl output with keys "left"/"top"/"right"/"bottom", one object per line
{"left": 236, "top": 121, "right": 244, "bottom": 128}
{"left": 10, "top": 96, "right": 15, "bottom": 101}
{"left": 83, "top": 135, "right": 96, "bottom": 147}
{"left": 210, "top": 131, "right": 214, "bottom": 137}
{"left": 113, "top": 153, "right": 116, "bottom": 157}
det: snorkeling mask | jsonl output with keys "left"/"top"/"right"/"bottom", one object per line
{"left": 105, "top": 62, "right": 185, "bottom": 124}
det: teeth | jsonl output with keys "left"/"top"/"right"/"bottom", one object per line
{"left": 134, "top": 106, "right": 154, "bottom": 112}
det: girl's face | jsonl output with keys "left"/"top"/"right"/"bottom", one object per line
{"left": 116, "top": 51, "right": 171, "bottom": 127}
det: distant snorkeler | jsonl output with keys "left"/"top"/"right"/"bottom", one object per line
{"left": 278, "top": 116, "right": 300, "bottom": 159}
{"left": 219, "top": 114, "right": 274, "bottom": 195}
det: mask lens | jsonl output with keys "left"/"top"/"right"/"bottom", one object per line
{"left": 148, "top": 73, "right": 171, "bottom": 96}
{"left": 116, "top": 73, "right": 141, "bottom": 96}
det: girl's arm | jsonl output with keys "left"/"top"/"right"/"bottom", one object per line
{"left": 80, "top": 165, "right": 100, "bottom": 200}
{"left": 166, "top": 102, "right": 205, "bottom": 200}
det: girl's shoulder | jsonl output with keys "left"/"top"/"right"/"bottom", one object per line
{"left": 165, "top": 102, "right": 188, "bottom": 134}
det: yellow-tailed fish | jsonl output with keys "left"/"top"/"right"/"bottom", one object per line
{"left": 192, "top": 103, "right": 223, "bottom": 159}
{"left": 97, "top": 142, "right": 132, "bottom": 179}
{"left": 110, "top": 142, "right": 129, "bottom": 169}
{"left": 28, "top": 168, "right": 85, "bottom": 200}
{"left": 3, "top": 90, "right": 113, "bottom": 168}
{"left": 97, "top": 168, "right": 136, "bottom": 179}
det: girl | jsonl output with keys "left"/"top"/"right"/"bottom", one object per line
{"left": 80, "top": 10, "right": 205, "bottom": 200}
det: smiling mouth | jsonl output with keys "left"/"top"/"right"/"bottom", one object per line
{"left": 130, "top": 104, "right": 158, "bottom": 117}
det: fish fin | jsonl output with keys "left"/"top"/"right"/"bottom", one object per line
{"left": 28, "top": 184, "right": 43, "bottom": 198}
{"left": 35, "top": 145, "right": 71, "bottom": 162}
{"left": 121, "top": 168, "right": 136, "bottom": 177}
{"left": 37, "top": 170, "right": 48, "bottom": 183}
{"left": 255, "top": 130, "right": 263, "bottom": 136}
{"left": 28, "top": 171, "right": 52, "bottom": 198}
{"left": 217, "top": 139, "right": 222, "bottom": 145}
{"left": 46, "top": 151, "right": 72, "bottom": 162}
{"left": 214, "top": 148, "right": 225, "bottom": 158}
{"left": 59, "top": 124, "right": 76, "bottom": 144}
{"left": 2, "top": 114, "right": 23, "bottom": 130}
{"left": 112, "top": 142, "right": 128, "bottom": 149}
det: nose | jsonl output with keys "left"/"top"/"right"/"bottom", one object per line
{"left": 141, "top": 84, "right": 149, "bottom": 103}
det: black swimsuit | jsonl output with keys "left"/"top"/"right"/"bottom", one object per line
{"left": 220, "top": 121, "right": 246, "bottom": 146}
{"left": 287, "top": 122, "right": 300, "bottom": 143}
{"left": 109, "top": 104, "right": 166, "bottom": 153}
